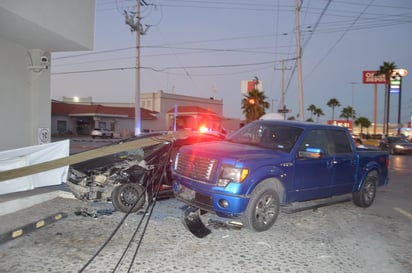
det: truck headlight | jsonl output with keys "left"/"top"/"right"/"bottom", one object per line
{"left": 217, "top": 166, "right": 249, "bottom": 187}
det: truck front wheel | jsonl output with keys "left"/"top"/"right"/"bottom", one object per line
{"left": 242, "top": 183, "right": 280, "bottom": 232}
{"left": 352, "top": 174, "right": 377, "bottom": 207}
{"left": 111, "top": 184, "right": 146, "bottom": 213}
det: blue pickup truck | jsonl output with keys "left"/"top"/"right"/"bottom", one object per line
{"left": 172, "top": 120, "right": 389, "bottom": 234}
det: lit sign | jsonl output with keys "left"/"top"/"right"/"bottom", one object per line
{"left": 327, "top": 120, "right": 353, "bottom": 130}
{"left": 390, "top": 75, "right": 401, "bottom": 94}
{"left": 362, "top": 71, "right": 387, "bottom": 84}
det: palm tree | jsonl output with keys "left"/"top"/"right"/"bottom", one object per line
{"left": 340, "top": 106, "right": 356, "bottom": 122}
{"left": 306, "top": 104, "right": 317, "bottom": 120}
{"left": 327, "top": 98, "right": 341, "bottom": 121}
{"left": 313, "top": 107, "right": 324, "bottom": 123}
{"left": 375, "top": 61, "right": 397, "bottom": 135}
{"left": 241, "top": 88, "right": 270, "bottom": 123}
{"left": 354, "top": 116, "right": 371, "bottom": 136}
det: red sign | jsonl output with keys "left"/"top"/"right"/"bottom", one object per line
{"left": 247, "top": 80, "right": 256, "bottom": 92}
{"left": 362, "top": 70, "right": 387, "bottom": 84}
{"left": 327, "top": 120, "right": 353, "bottom": 130}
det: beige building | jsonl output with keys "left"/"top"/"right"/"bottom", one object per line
{"left": 54, "top": 91, "right": 242, "bottom": 135}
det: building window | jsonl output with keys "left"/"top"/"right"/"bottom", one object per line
{"left": 98, "top": 121, "right": 107, "bottom": 129}
{"left": 57, "top": 120, "right": 67, "bottom": 134}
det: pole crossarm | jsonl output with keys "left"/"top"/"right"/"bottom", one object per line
{"left": 0, "top": 131, "right": 188, "bottom": 182}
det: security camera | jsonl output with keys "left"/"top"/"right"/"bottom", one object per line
{"left": 40, "top": 56, "right": 49, "bottom": 64}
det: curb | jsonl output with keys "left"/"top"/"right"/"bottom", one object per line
{"left": 0, "top": 190, "right": 75, "bottom": 217}
{"left": 0, "top": 212, "right": 68, "bottom": 244}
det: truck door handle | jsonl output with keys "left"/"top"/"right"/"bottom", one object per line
{"left": 326, "top": 160, "right": 337, "bottom": 168}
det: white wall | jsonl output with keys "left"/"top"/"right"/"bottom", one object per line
{"left": 0, "top": 40, "right": 31, "bottom": 149}
{"left": 0, "top": 0, "right": 95, "bottom": 151}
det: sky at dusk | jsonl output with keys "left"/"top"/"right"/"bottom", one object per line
{"left": 51, "top": 0, "right": 412, "bottom": 125}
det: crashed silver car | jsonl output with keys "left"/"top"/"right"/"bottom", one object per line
{"left": 67, "top": 131, "right": 225, "bottom": 213}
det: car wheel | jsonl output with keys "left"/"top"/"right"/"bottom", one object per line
{"left": 111, "top": 183, "right": 146, "bottom": 213}
{"left": 352, "top": 173, "right": 377, "bottom": 207}
{"left": 241, "top": 183, "right": 280, "bottom": 232}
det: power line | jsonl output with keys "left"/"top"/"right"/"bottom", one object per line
{"left": 305, "top": 0, "right": 376, "bottom": 78}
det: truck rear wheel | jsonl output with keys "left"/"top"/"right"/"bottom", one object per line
{"left": 111, "top": 184, "right": 146, "bottom": 213}
{"left": 352, "top": 174, "right": 377, "bottom": 207}
{"left": 241, "top": 183, "right": 280, "bottom": 232}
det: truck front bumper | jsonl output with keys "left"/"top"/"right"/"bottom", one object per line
{"left": 173, "top": 181, "right": 249, "bottom": 219}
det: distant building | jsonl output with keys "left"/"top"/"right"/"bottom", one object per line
{"left": 51, "top": 90, "right": 241, "bottom": 136}
{"left": 51, "top": 100, "right": 157, "bottom": 137}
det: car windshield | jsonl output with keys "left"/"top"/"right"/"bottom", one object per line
{"left": 227, "top": 122, "right": 303, "bottom": 152}
{"left": 394, "top": 139, "right": 409, "bottom": 144}
{"left": 387, "top": 137, "right": 402, "bottom": 143}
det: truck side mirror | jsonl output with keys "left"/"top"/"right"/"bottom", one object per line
{"left": 298, "top": 147, "right": 322, "bottom": 159}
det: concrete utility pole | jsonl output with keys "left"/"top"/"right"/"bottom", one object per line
{"left": 135, "top": 1, "right": 141, "bottom": 136}
{"left": 124, "top": 0, "right": 150, "bottom": 135}
{"left": 295, "top": 0, "right": 304, "bottom": 121}
{"left": 274, "top": 59, "right": 292, "bottom": 119}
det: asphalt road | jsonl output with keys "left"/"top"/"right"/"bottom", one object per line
{"left": 0, "top": 140, "right": 411, "bottom": 273}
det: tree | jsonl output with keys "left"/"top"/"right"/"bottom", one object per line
{"left": 306, "top": 104, "right": 317, "bottom": 120}
{"left": 314, "top": 107, "right": 324, "bottom": 123}
{"left": 327, "top": 98, "right": 341, "bottom": 121}
{"left": 354, "top": 116, "right": 371, "bottom": 136}
{"left": 241, "top": 83, "right": 270, "bottom": 123}
{"left": 375, "top": 61, "right": 397, "bottom": 135}
{"left": 305, "top": 117, "right": 314, "bottom": 122}
{"left": 340, "top": 106, "right": 356, "bottom": 122}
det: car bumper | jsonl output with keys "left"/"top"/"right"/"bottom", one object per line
{"left": 393, "top": 148, "right": 412, "bottom": 154}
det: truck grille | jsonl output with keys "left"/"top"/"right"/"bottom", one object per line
{"left": 175, "top": 153, "right": 217, "bottom": 183}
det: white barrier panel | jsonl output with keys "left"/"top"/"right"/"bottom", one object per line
{"left": 0, "top": 140, "right": 69, "bottom": 195}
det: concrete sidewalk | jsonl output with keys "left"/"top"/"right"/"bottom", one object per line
{"left": 0, "top": 183, "right": 78, "bottom": 244}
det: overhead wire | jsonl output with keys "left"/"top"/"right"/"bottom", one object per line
{"left": 305, "top": 0, "right": 376, "bottom": 79}
{"left": 78, "top": 139, "right": 174, "bottom": 273}
{"left": 54, "top": 0, "right": 412, "bottom": 82}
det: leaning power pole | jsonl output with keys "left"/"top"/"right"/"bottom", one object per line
{"left": 295, "top": 0, "right": 304, "bottom": 121}
{"left": 124, "top": 0, "right": 150, "bottom": 135}
{"left": 274, "top": 59, "right": 292, "bottom": 119}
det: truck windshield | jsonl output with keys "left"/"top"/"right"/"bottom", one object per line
{"left": 227, "top": 122, "right": 303, "bottom": 152}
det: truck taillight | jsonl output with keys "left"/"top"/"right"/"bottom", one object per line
{"left": 198, "top": 126, "right": 209, "bottom": 133}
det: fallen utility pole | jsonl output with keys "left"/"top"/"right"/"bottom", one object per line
{"left": 0, "top": 131, "right": 187, "bottom": 182}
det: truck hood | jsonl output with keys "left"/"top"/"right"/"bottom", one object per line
{"left": 178, "top": 140, "right": 288, "bottom": 161}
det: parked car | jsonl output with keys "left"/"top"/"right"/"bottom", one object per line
{"left": 91, "top": 128, "right": 114, "bottom": 138}
{"left": 383, "top": 138, "right": 412, "bottom": 155}
{"left": 67, "top": 131, "right": 226, "bottom": 213}
{"left": 379, "top": 136, "right": 411, "bottom": 154}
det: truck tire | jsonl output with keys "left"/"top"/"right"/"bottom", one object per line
{"left": 352, "top": 173, "right": 377, "bottom": 207}
{"left": 111, "top": 183, "right": 146, "bottom": 213}
{"left": 241, "top": 183, "right": 280, "bottom": 232}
